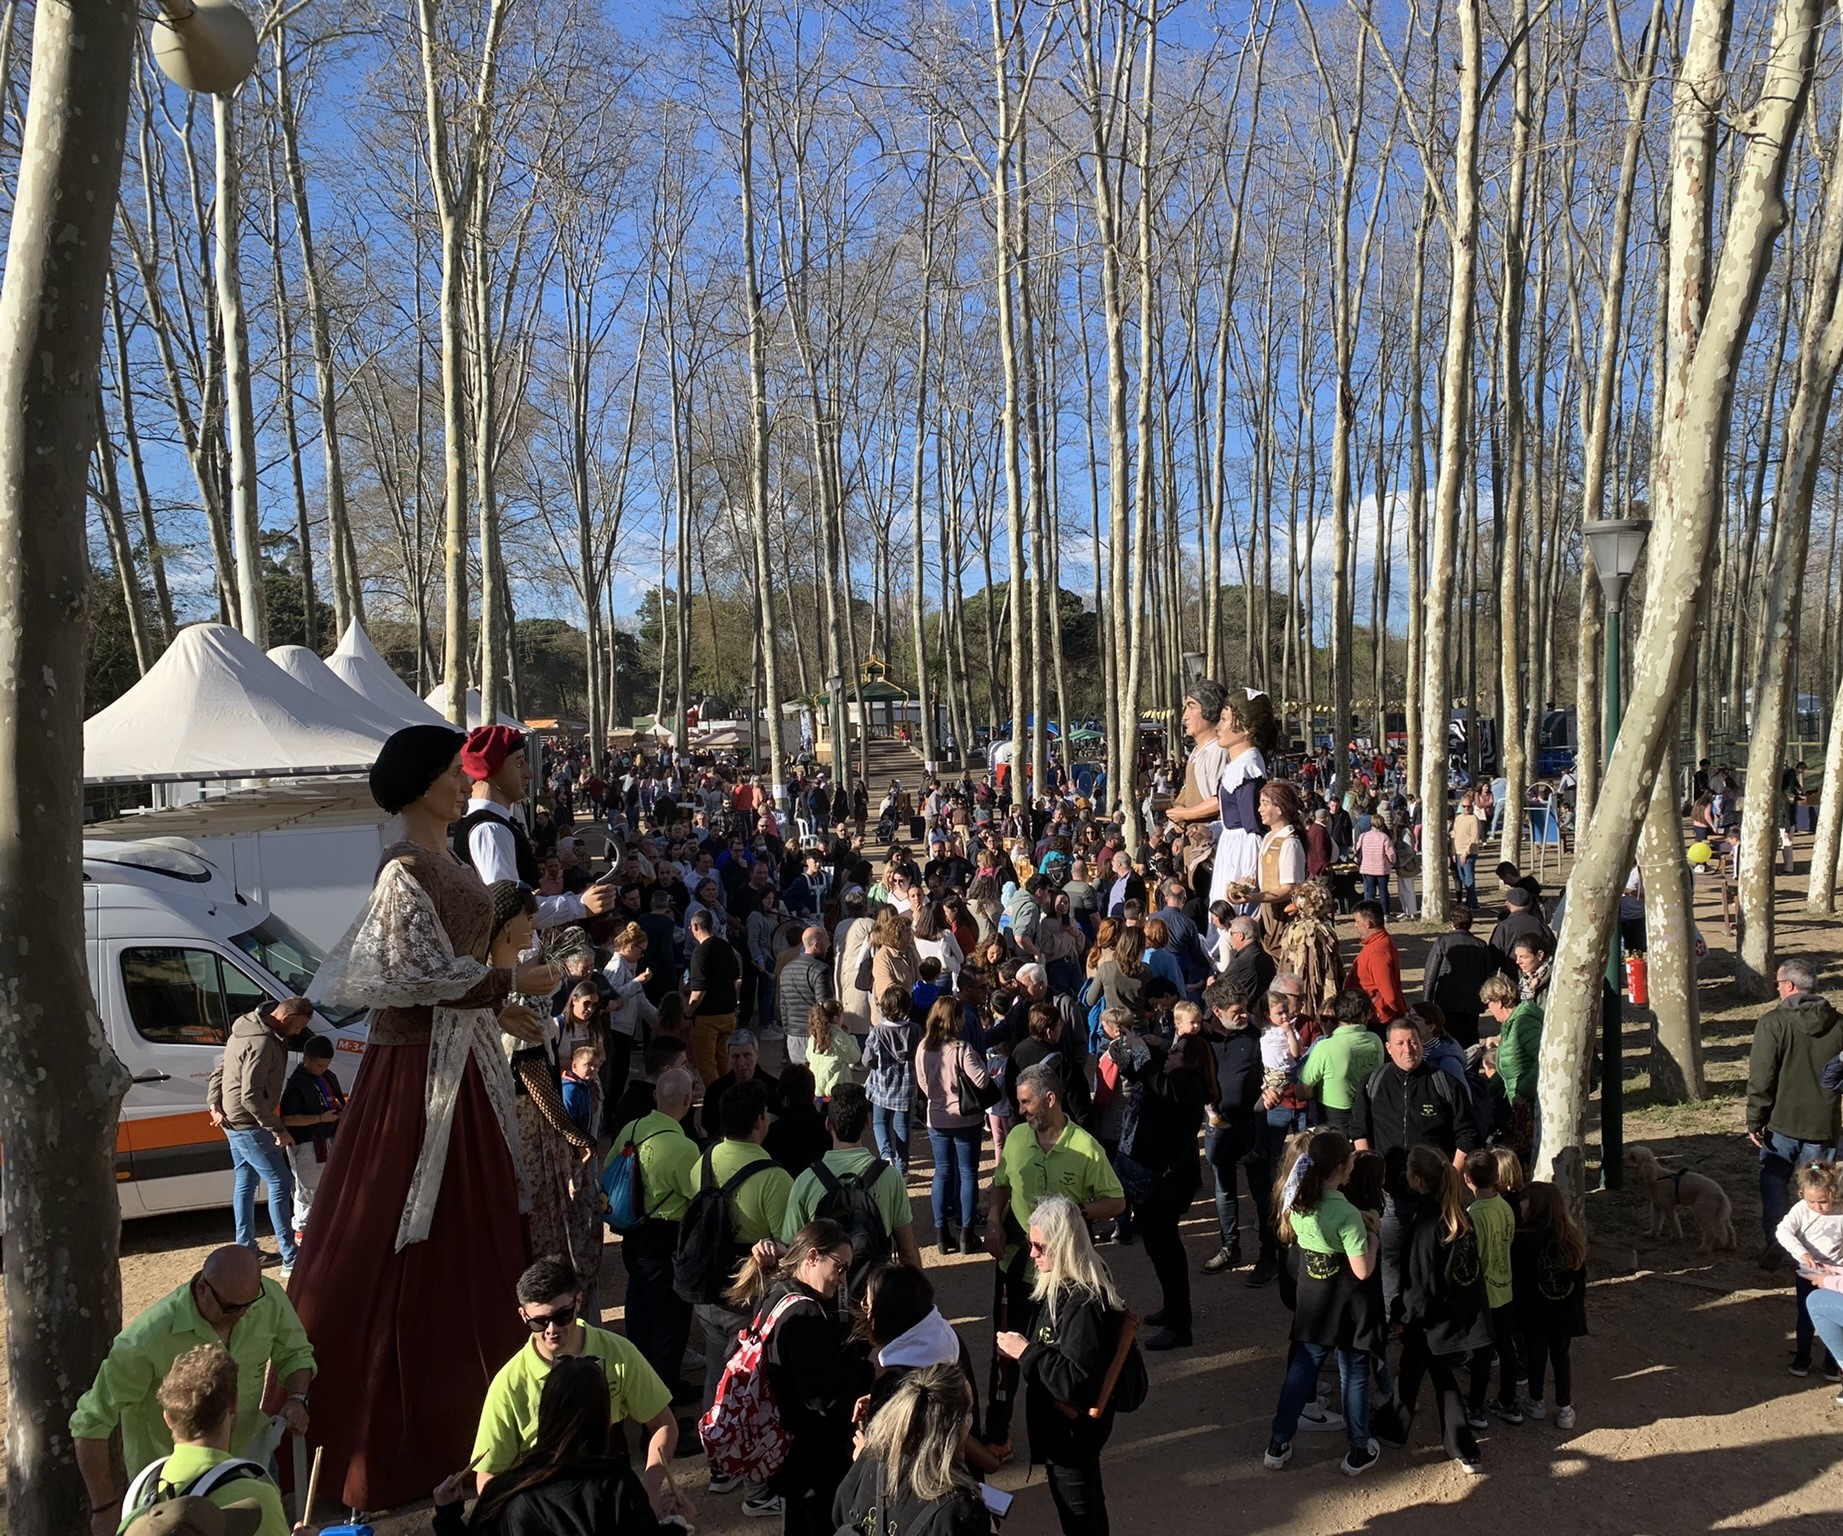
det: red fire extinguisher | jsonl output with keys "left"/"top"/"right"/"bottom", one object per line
{"left": 1625, "top": 954, "right": 1649, "bottom": 1007}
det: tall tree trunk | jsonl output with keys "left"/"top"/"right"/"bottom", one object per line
{"left": 1643, "top": 729, "right": 1706, "bottom": 1102}
{"left": 93, "top": 386, "right": 155, "bottom": 672}
{"left": 213, "top": 92, "right": 266, "bottom": 646}
{"left": 0, "top": 5, "right": 137, "bottom": 1530}
{"left": 910, "top": 123, "right": 939, "bottom": 770}
{"left": 1536, "top": 0, "right": 1821, "bottom": 1199}
{"left": 107, "top": 277, "right": 174, "bottom": 645}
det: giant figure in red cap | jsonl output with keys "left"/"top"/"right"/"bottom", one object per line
{"left": 287, "top": 726, "right": 562, "bottom": 1510}
{"left": 452, "top": 726, "right": 617, "bottom": 928}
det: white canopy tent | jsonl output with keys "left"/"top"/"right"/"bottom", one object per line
{"left": 325, "top": 621, "right": 449, "bottom": 726}
{"left": 84, "top": 624, "right": 389, "bottom": 784}
{"left": 424, "top": 682, "right": 523, "bottom": 730}
{"left": 266, "top": 644, "right": 417, "bottom": 737}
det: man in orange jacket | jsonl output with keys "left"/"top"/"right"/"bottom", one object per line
{"left": 1347, "top": 900, "right": 1408, "bottom": 1024}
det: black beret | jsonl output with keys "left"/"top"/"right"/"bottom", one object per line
{"left": 370, "top": 724, "right": 468, "bottom": 814}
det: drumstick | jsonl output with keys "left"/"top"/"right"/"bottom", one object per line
{"left": 303, "top": 1447, "right": 324, "bottom": 1527}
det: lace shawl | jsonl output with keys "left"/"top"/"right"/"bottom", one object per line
{"left": 314, "top": 858, "right": 528, "bottom": 1249}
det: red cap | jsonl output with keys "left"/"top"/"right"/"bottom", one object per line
{"left": 462, "top": 725, "right": 525, "bottom": 781}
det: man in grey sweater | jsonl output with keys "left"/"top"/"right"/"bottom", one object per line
{"left": 778, "top": 926, "right": 835, "bottom": 1065}
{"left": 208, "top": 997, "right": 313, "bottom": 1272}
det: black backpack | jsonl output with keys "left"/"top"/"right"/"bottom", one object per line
{"left": 812, "top": 1157, "right": 891, "bottom": 1299}
{"left": 674, "top": 1149, "right": 776, "bottom": 1305}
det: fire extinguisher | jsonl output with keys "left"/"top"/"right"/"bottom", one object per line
{"left": 1625, "top": 954, "right": 1649, "bottom": 1007}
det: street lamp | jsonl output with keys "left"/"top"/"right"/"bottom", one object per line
{"left": 1581, "top": 516, "right": 1650, "bottom": 1191}
{"left": 150, "top": 1, "right": 258, "bottom": 94}
{"left": 1181, "top": 650, "right": 1205, "bottom": 685}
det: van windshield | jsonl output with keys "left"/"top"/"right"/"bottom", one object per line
{"left": 231, "top": 915, "right": 365, "bottom": 1029}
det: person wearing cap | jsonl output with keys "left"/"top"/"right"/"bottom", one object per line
{"left": 111, "top": 1344, "right": 294, "bottom": 1536}
{"left": 454, "top": 724, "right": 619, "bottom": 929}
{"left": 75, "top": 1247, "right": 314, "bottom": 1536}
{"left": 284, "top": 725, "right": 563, "bottom": 1512}
{"left": 1488, "top": 881, "right": 1553, "bottom": 972}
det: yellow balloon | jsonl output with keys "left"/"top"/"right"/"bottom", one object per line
{"left": 1687, "top": 841, "right": 1714, "bottom": 866}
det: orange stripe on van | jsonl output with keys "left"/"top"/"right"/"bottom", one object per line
{"left": 117, "top": 1112, "right": 221, "bottom": 1154}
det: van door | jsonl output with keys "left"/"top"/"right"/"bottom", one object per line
{"left": 111, "top": 944, "right": 245, "bottom": 1213}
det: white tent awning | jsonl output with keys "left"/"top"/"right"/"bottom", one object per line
{"left": 84, "top": 624, "right": 388, "bottom": 784}
{"left": 424, "top": 682, "right": 523, "bottom": 730}
{"left": 266, "top": 644, "right": 419, "bottom": 737}
{"left": 325, "top": 621, "right": 449, "bottom": 726}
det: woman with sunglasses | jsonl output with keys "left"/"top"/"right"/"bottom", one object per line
{"left": 994, "top": 1196, "right": 1137, "bottom": 1536}
{"left": 725, "top": 1219, "right": 872, "bottom": 1534}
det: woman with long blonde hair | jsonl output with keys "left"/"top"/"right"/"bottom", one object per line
{"left": 994, "top": 1196, "right": 1129, "bottom": 1533}
{"left": 832, "top": 1362, "right": 990, "bottom": 1532}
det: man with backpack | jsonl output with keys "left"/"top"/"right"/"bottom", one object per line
{"left": 778, "top": 1084, "right": 922, "bottom": 1291}
{"left": 670, "top": 1078, "right": 794, "bottom": 1513}
{"left": 113, "top": 1343, "right": 291, "bottom": 1536}
{"left": 606, "top": 1067, "right": 701, "bottom": 1406}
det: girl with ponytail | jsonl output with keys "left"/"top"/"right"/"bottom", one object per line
{"left": 1371, "top": 1145, "right": 1493, "bottom": 1473}
{"left": 1262, "top": 1129, "right": 1384, "bottom": 1477}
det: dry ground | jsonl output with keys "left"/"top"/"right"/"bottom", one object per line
{"left": 14, "top": 843, "right": 1843, "bottom": 1535}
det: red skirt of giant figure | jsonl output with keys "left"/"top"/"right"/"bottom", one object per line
{"left": 287, "top": 1040, "right": 528, "bottom": 1511}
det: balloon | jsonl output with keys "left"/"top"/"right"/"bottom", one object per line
{"left": 1687, "top": 841, "right": 1714, "bottom": 866}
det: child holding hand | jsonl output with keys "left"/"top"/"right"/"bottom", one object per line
{"left": 1777, "top": 1162, "right": 1843, "bottom": 1379}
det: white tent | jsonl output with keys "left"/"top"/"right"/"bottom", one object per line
{"left": 266, "top": 644, "right": 417, "bottom": 737}
{"left": 85, "top": 624, "right": 388, "bottom": 783}
{"left": 325, "top": 621, "right": 449, "bottom": 726}
{"left": 424, "top": 682, "right": 523, "bottom": 730}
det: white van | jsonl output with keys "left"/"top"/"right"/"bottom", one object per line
{"left": 83, "top": 839, "right": 369, "bottom": 1220}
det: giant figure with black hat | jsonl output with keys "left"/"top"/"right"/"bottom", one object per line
{"left": 453, "top": 724, "right": 618, "bottom": 928}
{"left": 286, "top": 725, "right": 563, "bottom": 1511}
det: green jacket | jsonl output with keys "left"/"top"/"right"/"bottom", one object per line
{"left": 1497, "top": 1002, "right": 1544, "bottom": 1104}
{"left": 1747, "top": 993, "right": 1843, "bottom": 1144}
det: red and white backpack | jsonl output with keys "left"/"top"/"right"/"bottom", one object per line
{"left": 698, "top": 1291, "right": 816, "bottom": 1482}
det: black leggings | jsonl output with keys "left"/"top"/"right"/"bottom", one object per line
{"left": 1387, "top": 1329, "right": 1478, "bottom": 1460}
{"left": 1467, "top": 1303, "right": 1521, "bottom": 1412}
{"left": 1522, "top": 1320, "right": 1574, "bottom": 1407}
{"left": 1046, "top": 1451, "right": 1108, "bottom": 1536}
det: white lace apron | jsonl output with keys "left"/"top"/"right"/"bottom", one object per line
{"left": 312, "top": 859, "right": 529, "bottom": 1250}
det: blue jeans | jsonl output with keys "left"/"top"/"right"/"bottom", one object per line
{"left": 929, "top": 1124, "right": 981, "bottom": 1229}
{"left": 1759, "top": 1131, "right": 1837, "bottom": 1244}
{"left": 1806, "top": 1287, "right": 1843, "bottom": 1368}
{"left": 1454, "top": 853, "right": 1478, "bottom": 908}
{"left": 225, "top": 1127, "right": 297, "bottom": 1265}
{"left": 873, "top": 1104, "right": 911, "bottom": 1173}
{"left": 1361, "top": 874, "right": 1390, "bottom": 914}
{"left": 1273, "top": 1339, "right": 1370, "bottom": 1449}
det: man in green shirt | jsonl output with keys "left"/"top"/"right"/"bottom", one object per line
{"left": 981, "top": 1060, "right": 1124, "bottom": 1452}
{"left": 610, "top": 1066, "right": 701, "bottom": 1404}
{"left": 1301, "top": 989, "right": 1385, "bottom": 1131}
{"left": 472, "top": 1258, "right": 681, "bottom": 1512}
{"left": 115, "top": 1342, "right": 290, "bottom": 1536}
{"left": 779, "top": 1083, "right": 922, "bottom": 1273}
{"left": 676, "top": 1076, "right": 795, "bottom": 1512}
{"left": 75, "top": 1246, "right": 314, "bottom": 1536}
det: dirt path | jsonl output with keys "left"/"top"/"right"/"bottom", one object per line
{"left": 18, "top": 854, "right": 1843, "bottom": 1535}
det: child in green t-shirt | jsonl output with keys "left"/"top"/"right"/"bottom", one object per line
{"left": 1463, "top": 1149, "right": 1522, "bottom": 1426}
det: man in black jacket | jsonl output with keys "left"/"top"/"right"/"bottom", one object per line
{"left": 1487, "top": 886, "right": 1553, "bottom": 973}
{"left": 1352, "top": 1018, "right": 1481, "bottom": 1319}
{"left": 1199, "top": 980, "right": 1264, "bottom": 1279}
{"left": 776, "top": 926, "right": 834, "bottom": 1065}
{"left": 1221, "top": 917, "right": 1276, "bottom": 1014}
{"left": 1421, "top": 907, "right": 1497, "bottom": 1047}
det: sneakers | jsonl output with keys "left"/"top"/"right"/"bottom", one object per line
{"left": 1790, "top": 1356, "right": 1813, "bottom": 1378}
{"left": 707, "top": 1474, "right": 742, "bottom": 1495}
{"left": 1245, "top": 1254, "right": 1279, "bottom": 1288}
{"left": 1555, "top": 1405, "right": 1576, "bottom": 1430}
{"left": 1826, "top": 1360, "right": 1840, "bottom": 1383}
{"left": 278, "top": 1266, "right": 294, "bottom": 1285}
{"left": 1489, "top": 1399, "right": 1525, "bottom": 1425}
{"left": 1340, "top": 1439, "right": 1381, "bottom": 1477}
{"left": 1464, "top": 1410, "right": 1489, "bottom": 1432}
{"left": 1297, "top": 1401, "right": 1345, "bottom": 1434}
{"left": 254, "top": 1248, "right": 284, "bottom": 1268}
{"left": 1522, "top": 1398, "right": 1547, "bottom": 1421}
{"left": 741, "top": 1490, "right": 784, "bottom": 1517}
{"left": 1263, "top": 1438, "right": 1294, "bottom": 1470}
{"left": 1456, "top": 1449, "right": 1485, "bottom": 1475}
{"left": 1202, "top": 1245, "right": 1241, "bottom": 1275}
{"left": 757, "top": 1025, "right": 786, "bottom": 1042}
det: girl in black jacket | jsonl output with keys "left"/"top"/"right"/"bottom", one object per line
{"left": 1512, "top": 1181, "right": 1589, "bottom": 1428}
{"left": 1112, "top": 1029, "right": 1215, "bottom": 1349}
{"left": 431, "top": 1356, "right": 684, "bottom": 1536}
{"left": 727, "top": 1218, "right": 873, "bottom": 1536}
{"left": 833, "top": 1362, "right": 995, "bottom": 1536}
{"left": 1374, "top": 1146, "right": 1492, "bottom": 1472}
{"left": 995, "top": 1195, "right": 1131, "bottom": 1536}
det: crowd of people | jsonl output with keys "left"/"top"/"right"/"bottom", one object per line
{"left": 69, "top": 679, "right": 1843, "bottom": 1536}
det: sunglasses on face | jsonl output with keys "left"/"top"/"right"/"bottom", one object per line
{"left": 522, "top": 1303, "right": 578, "bottom": 1332}
{"left": 197, "top": 1272, "right": 262, "bottom": 1315}
{"left": 1027, "top": 1239, "right": 1049, "bottom": 1255}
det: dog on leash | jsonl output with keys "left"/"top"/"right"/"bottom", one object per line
{"left": 1624, "top": 1144, "right": 1737, "bottom": 1252}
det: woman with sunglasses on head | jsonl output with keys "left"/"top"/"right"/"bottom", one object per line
{"left": 437, "top": 1350, "right": 688, "bottom": 1535}
{"left": 994, "top": 1196, "right": 1138, "bottom": 1536}
{"left": 727, "top": 1219, "right": 874, "bottom": 1534}
{"left": 467, "top": 1258, "right": 680, "bottom": 1520}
